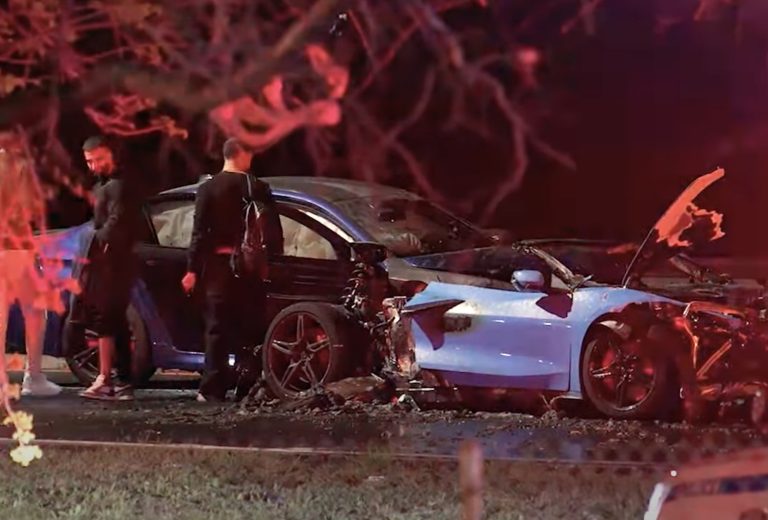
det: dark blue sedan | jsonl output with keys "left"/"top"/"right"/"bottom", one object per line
{"left": 7, "top": 176, "right": 496, "bottom": 396}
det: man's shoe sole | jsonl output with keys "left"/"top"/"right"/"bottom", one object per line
{"left": 21, "top": 390, "right": 63, "bottom": 397}
{"left": 196, "top": 394, "right": 226, "bottom": 403}
{"left": 79, "top": 391, "right": 116, "bottom": 401}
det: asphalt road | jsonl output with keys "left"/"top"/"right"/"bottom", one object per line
{"left": 5, "top": 373, "right": 768, "bottom": 468}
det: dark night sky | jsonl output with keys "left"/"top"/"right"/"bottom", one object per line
{"left": 480, "top": 0, "right": 768, "bottom": 256}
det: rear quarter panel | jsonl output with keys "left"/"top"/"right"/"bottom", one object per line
{"left": 404, "top": 282, "right": 678, "bottom": 395}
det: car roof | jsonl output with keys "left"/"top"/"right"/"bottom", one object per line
{"left": 159, "top": 175, "right": 422, "bottom": 203}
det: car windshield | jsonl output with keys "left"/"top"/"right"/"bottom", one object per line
{"left": 335, "top": 197, "right": 494, "bottom": 256}
{"left": 532, "top": 242, "right": 711, "bottom": 285}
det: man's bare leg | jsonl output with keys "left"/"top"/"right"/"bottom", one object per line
{"left": 99, "top": 334, "right": 133, "bottom": 400}
{"left": 80, "top": 335, "right": 117, "bottom": 400}
{"left": 98, "top": 335, "right": 114, "bottom": 380}
{"left": 21, "top": 307, "right": 61, "bottom": 396}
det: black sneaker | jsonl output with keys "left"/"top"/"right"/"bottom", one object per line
{"left": 113, "top": 381, "right": 135, "bottom": 401}
{"left": 80, "top": 375, "right": 116, "bottom": 401}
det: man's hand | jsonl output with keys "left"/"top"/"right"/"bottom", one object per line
{"left": 181, "top": 272, "right": 197, "bottom": 294}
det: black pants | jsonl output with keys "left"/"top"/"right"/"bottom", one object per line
{"left": 199, "top": 255, "right": 266, "bottom": 399}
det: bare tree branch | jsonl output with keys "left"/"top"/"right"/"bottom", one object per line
{"left": 0, "top": 0, "right": 676, "bottom": 225}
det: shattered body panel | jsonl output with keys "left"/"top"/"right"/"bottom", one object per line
{"left": 401, "top": 282, "right": 678, "bottom": 396}
{"left": 377, "top": 169, "right": 768, "bottom": 421}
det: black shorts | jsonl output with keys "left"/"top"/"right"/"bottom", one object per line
{"left": 81, "top": 262, "right": 135, "bottom": 337}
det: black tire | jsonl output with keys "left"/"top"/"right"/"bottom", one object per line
{"left": 580, "top": 325, "right": 673, "bottom": 420}
{"left": 262, "top": 302, "right": 354, "bottom": 400}
{"left": 64, "top": 305, "right": 155, "bottom": 387}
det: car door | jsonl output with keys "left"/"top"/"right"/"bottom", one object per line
{"left": 137, "top": 195, "right": 205, "bottom": 353}
{"left": 266, "top": 204, "right": 354, "bottom": 316}
{"left": 137, "top": 197, "right": 354, "bottom": 350}
{"left": 404, "top": 279, "right": 573, "bottom": 392}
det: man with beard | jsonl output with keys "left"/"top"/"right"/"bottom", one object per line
{"left": 78, "top": 136, "right": 144, "bottom": 401}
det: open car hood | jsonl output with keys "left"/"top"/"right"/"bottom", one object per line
{"left": 620, "top": 168, "right": 726, "bottom": 286}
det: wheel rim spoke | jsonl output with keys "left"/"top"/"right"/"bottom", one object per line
{"left": 615, "top": 376, "right": 629, "bottom": 407}
{"left": 302, "top": 361, "right": 319, "bottom": 387}
{"left": 272, "top": 340, "right": 296, "bottom": 355}
{"left": 588, "top": 332, "right": 658, "bottom": 411}
{"left": 280, "top": 360, "right": 302, "bottom": 388}
{"left": 267, "top": 311, "right": 335, "bottom": 395}
{"left": 307, "top": 338, "right": 330, "bottom": 354}
{"left": 73, "top": 348, "right": 98, "bottom": 366}
{"left": 590, "top": 363, "right": 616, "bottom": 380}
{"left": 295, "top": 314, "right": 305, "bottom": 341}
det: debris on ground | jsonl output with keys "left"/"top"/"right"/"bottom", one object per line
{"left": 325, "top": 375, "right": 393, "bottom": 404}
{"left": 240, "top": 374, "right": 396, "bottom": 413}
{"left": 394, "top": 394, "right": 420, "bottom": 412}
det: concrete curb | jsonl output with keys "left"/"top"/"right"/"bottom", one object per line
{"left": 0, "top": 437, "right": 664, "bottom": 471}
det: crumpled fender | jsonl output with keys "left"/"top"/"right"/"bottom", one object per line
{"left": 402, "top": 298, "right": 465, "bottom": 350}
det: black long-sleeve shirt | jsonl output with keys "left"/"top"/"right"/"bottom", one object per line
{"left": 92, "top": 171, "right": 144, "bottom": 267}
{"left": 187, "top": 172, "right": 283, "bottom": 276}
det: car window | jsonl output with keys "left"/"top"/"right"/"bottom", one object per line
{"left": 279, "top": 214, "right": 338, "bottom": 260}
{"left": 145, "top": 198, "right": 343, "bottom": 258}
{"left": 335, "top": 197, "right": 492, "bottom": 256}
{"left": 135, "top": 213, "right": 155, "bottom": 244}
{"left": 297, "top": 209, "right": 354, "bottom": 242}
{"left": 148, "top": 199, "right": 195, "bottom": 248}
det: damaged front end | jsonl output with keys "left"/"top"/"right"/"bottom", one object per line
{"left": 680, "top": 300, "right": 768, "bottom": 424}
{"left": 640, "top": 298, "right": 768, "bottom": 424}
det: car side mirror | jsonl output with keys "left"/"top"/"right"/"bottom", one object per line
{"left": 512, "top": 270, "right": 546, "bottom": 291}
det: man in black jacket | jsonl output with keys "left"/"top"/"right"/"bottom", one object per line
{"left": 182, "top": 138, "right": 283, "bottom": 402}
{"left": 78, "top": 136, "right": 144, "bottom": 401}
